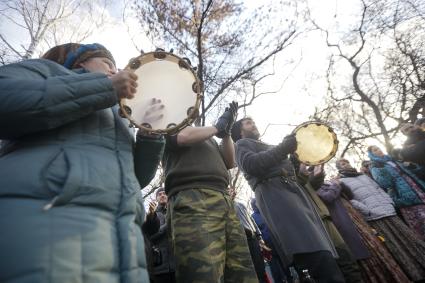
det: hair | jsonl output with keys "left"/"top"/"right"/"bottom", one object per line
{"left": 335, "top": 158, "right": 349, "bottom": 170}
{"left": 367, "top": 145, "right": 376, "bottom": 153}
{"left": 155, "top": 187, "right": 165, "bottom": 198}
{"left": 361, "top": 160, "right": 371, "bottom": 168}
{"left": 231, "top": 117, "right": 252, "bottom": 142}
{"left": 400, "top": 123, "right": 414, "bottom": 134}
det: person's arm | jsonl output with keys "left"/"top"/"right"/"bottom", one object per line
{"left": 220, "top": 135, "right": 236, "bottom": 169}
{"left": 341, "top": 182, "right": 355, "bottom": 200}
{"left": 309, "top": 165, "right": 326, "bottom": 190}
{"left": 134, "top": 134, "right": 165, "bottom": 188}
{"left": 0, "top": 60, "right": 117, "bottom": 139}
{"left": 235, "top": 136, "right": 296, "bottom": 177}
{"left": 350, "top": 199, "right": 372, "bottom": 217}
{"left": 176, "top": 126, "right": 218, "bottom": 146}
{"left": 142, "top": 212, "right": 161, "bottom": 238}
{"left": 141, "top": 202, "right": 160, "bottom": 237}
{"left": 317, "top": 181, "right": 343, "bottom": 204}
{"left": 0, "top": 60, "right": 137, "bottom": 139}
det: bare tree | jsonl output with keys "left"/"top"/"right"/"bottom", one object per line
{"left": 133, "top": 0, "right": 306, "bottom": 124}
{"left": 132, "top": 0, "right": 310, "bottom": 200}
{"left": 141, "top": 165, "right": 165, "bottom": 200}
{"left": 0, "top": 0, "right": 111, "bottom": 64}
{"left": 310, "top": 0, "right": 425, "bottom": 157}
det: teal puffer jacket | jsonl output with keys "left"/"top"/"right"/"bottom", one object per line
{"left": 0, "top": 59, "right": 164, "bottom": 283}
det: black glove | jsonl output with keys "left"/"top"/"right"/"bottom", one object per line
{"left": 278, "top": 134, "right": 297, "bottom": 155}
{"left": 215, "top": 101, "right": 238, "bottom": 138}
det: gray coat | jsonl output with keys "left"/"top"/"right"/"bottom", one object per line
{"left": 235, "top": 138, "right": 337, "bottom": 265}
{"left": 144, "top": 204, "right": 175, "bottom": 276}
{"left": 0, "top": 59, "right": 164, "bottom": 283}
{"left": 340, "top": 175, "right": 396, "bottom": 221}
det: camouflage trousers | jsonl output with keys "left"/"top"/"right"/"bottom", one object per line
{"left": 167, "top": 188, "right": 257, "bottom": 283}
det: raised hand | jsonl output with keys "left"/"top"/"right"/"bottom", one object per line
{"left": 299, "top": 163, "right": 310, "bottom": 176}
{"left": 313, "top": 164, "right": 325, "bottom": 177}
{"left": 215, "top": 101, "right": 238, "bottom": 138}
{"left": 147, "top": 201, "right": 157, "bottom": 217}
{"left": 141, "top": 98, "right": 165, "bottom": 126}
{"left": 225, "top": 101, "right": 238, "bottom": 133}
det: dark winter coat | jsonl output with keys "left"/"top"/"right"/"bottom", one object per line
{"left": 144, "top": 204, "right": 175, "bottom": 276}
{"left": 369, "top": 156, "right": 424, "bottom": 207}
{"left": 235, "top": 138, "right": 337, "bottom": 265}
{"left": 0, "top": 59, "right": 164, "bottom": 283}
{"left": 339, "top": 174, "right": 396, "bottom": 221}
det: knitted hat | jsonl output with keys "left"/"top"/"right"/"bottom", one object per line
{"left": 42, "top": 43, "right": 115, "bottom": 70}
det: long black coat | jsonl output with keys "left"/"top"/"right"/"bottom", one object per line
{"left": 235, "top": 138, "right": 337, "bottom": 265}
{"left": 143, "top": 204, "right": 175, "bottom": 276}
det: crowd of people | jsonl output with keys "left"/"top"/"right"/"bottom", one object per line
{"left": 0, "top": 42, "right": 424, "bottom": 283}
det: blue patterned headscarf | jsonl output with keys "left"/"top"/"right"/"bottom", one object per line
{"left": 367, "top": 150, "right": 392, "bottom": 164}
{"left": 42, "top": 43, "right": 115, "bottom": 69}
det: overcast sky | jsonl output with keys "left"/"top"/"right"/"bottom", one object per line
{"left": 84, "top": 0, "right": 362, "bottom": 146}
{"left": 3, "top": 0, "right": 403, "bottom": 204}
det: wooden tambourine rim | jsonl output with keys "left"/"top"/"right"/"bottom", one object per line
{"left": 292, "top": 121, "right": 339, "bottom": 166}
{"left": 119, "top": 51, "right": 203, "bottom": 135}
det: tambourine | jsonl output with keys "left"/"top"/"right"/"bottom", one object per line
{"left": 119, "top": 50, "right": 202, "bottom": 135}
{"left": 292, "top": 121, "right": 338, "bottom": 166}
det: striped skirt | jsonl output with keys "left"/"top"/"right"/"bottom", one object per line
{"left": 369, "top": 216, "right": 425, "bottom": 282}
{"left": 342, "top": 199, "right": 411, "bottom": 283}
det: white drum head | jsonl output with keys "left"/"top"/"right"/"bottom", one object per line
{"left": 120, "top": 52, "right": 201, "bottom": 134}
{"left": 293, "top": 122, "right": 338, "bottom": 165}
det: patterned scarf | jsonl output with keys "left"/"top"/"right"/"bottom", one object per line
{"left": 369, "top": 151, "right": 425, "bottom": 192}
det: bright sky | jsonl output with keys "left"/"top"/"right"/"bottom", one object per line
{"left": 85, "top": 0, "right": 361, "bottom": 145}
{"left": 1, "top": 0, "right": 396, "bottom": 204}
{"left": 68, "top": 0, "right": 367, "bottom": 203}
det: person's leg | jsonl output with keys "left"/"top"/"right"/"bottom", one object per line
{"left": 334, "top": 246, "right": 362, "bottom": 283}
{"left": 245, "top": 229, "right": 268, "bottom": 283}
{"left": 293, "top": 251, "right": 345, "bottom": 283}
{"left": 224, "top": 195, "right": 258, "bottom": 283}
{"left": 168, "top": 189, "right": 226, "bottom": 283}
{"left": 323, "top": 220, "right": 361, "bottom": 283}
{"left": 269, "top": 248, "right": 288, "bottom": 283}
{"left": 151, "top": 272, "right": 176, "bottom": 283}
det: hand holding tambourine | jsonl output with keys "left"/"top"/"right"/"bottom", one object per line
{"left": 118, "top": 50, "right": 202, "bottom": 135}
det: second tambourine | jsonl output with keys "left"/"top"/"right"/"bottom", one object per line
{"left": 292, "top": 121, "right": 338, "bottom": 166}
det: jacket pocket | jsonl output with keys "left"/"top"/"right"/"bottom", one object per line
{"left": 42, "top": 148, "right": 82, "bottom": 208}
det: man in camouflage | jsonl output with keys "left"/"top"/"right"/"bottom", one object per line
{"left": 162, "top": 102, "right": 257, "bottom": 282}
